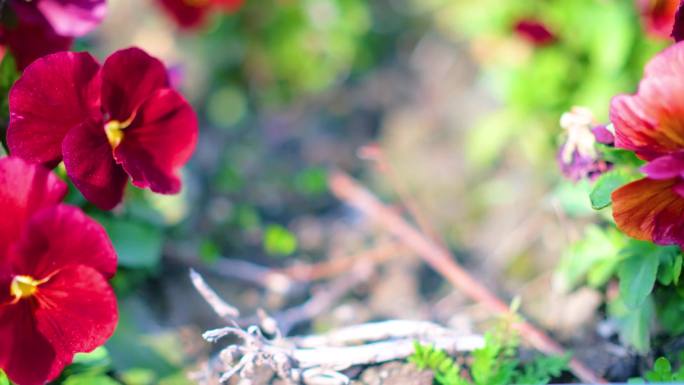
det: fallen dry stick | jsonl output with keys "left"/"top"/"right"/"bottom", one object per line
{"left": 240, "top": 260, "right": 377, "bottom": 334}
{"left": 190, "top": 271, "right": 484, "bottom": 385}
{"left": 277, "top": 241, "right": 400, "bottom": 282}
{"left": 328, "top": 171, "right": 605, "bottom": 384}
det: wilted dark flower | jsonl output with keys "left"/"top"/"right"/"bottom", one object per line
{"left": 558, "top": 107, "right": 611, "bottom": 181}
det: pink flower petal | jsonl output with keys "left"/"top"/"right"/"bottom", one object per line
{"left": 37, "top": 0, "right": 107, "bottom": 37}
{"left": 0, "top": 157, "right": 66, "bottom": 257}
{"left": 644, "top": 40, "right": 684, "bottom": 78}
{"left": 62, "top": 119, "right": 128, "bottom": 210}
{"left": 114, "top": 88, "right": 198, "bottom": 194}
{"left": 641, "top": 152, "right": 684, "bottom": 179}
{"left": 101, "top": 47, "right": 169, "bottom": 122}
{"left": 9, "top": 205, "right": 117, "bottom": 279}
{"left": 610, "top": 79, "right": 684, "bottom": 160}
{"left": 8, "top": 51, "right": 101, "bottom": 165}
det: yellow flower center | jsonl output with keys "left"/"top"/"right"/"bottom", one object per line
{"left": 10, "top": 275, "right": 42, "bottom": 301}
{"left": 104, "top": 118, "right": 132, "bottom": 149}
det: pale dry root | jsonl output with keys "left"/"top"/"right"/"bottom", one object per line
{"left": 189, "top": 270, "right": 484, "bottom": 385}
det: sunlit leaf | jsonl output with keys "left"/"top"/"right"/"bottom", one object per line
{"left": 589, "top": 170, "right": 639, "bottom": 210}
{"left": 619, "top": 254, "right": 659, "bottom": 309}
{"left": 263, "top": 224, "right": 298, "bottom": 257}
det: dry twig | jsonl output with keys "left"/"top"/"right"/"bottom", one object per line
{"left": 328, "top": 171, "right": 605, "bottom": 384}
{"left": 191, "top": 271, "right": 484, "bottom": 385}
{"left": 239, "top": 260, "right": 376, "bottom": 334}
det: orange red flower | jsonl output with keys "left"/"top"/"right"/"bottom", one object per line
{"left": 610, "top": 41, "right": 684, "bottom": 247}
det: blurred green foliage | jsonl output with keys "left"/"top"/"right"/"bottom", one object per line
{"left": 420, "top": 0, "right": 666, "bottom": 171}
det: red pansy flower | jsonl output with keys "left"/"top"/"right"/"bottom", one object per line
{"left": 513, "top": 19, "right": 556, "bottom": 46}
{"left": 636, "top": 0, "right": 680, "bottom": 39}
{"left": 7, "top": 47, "right": 199, "bottom": 210}
{"left": 610, "top": 41, "right": 684, "bottom": 248}
{"left": 0, "top": 157, "right": 118, "bottom": 385}
{"left": 156, "top": 0, "right": 244, "bottom": 29}
{"left": 0, "top": 0, "right": 106, "bottom": 69}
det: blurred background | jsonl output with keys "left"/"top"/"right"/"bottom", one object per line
{"left": 64, "top": 0, "right": 676, "bottom": 383}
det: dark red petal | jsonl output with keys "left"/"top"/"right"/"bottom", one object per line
{"left": 8, "top": 51, "right": 101, "bottom": 165}
{"left": 9, "top": 205, "right": 117, "bottom": 279}
{"left": 155, "top": 0, "right": 210, "bottom": 29}
{"left": 34, "top": 265, "right": 118, "bottom": 367}
{"left": 101, "top": 47, "right": 169, "bottom": 121}
{"left": 62, "top": 120, "right": 128, "bottom": 210}
{"left": 114, "top": 88, "right": 198, "bottom": 194}
{"left": 0, "top": 157, "right": 66, "bottom": 257}
{"left": 612, "top": 177, "right": 684, "bottom": 247}
{"left": 0, "top": 17, "right": 73, "bottom": 70}
{"left": 513, "top": 19, "right": 556, "bottom": 46}
{"left": 673, "top": 0, "right": 684, "bottom": 41}
{"left": 36, "top": 0, "right": 107, "bottom": 37}
{"left": 0, "top": 301, "right": 59, "bottom": 385}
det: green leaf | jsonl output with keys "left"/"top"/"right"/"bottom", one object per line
{"left": 674, "top": 255, "right": 683, "bottom": 285}
{"left": 589, "top": 170, "right": 639, "bottom": 210}
{"left": 619, "top": 254, "right": 659, "bottom": 309}
{"left": 645, "top": 357, "right": 673, "bottom": 382}
{"left": 555, "top": 225, "right": 626, "bottom": 290}
{"left": 63, "top": 374, "right": 120, "bottom": 385}
{"left": 0, "top": 53, "right": 19, "bottom": 121}
{"left": 596, "top": 144, "right": 644, "bottom": 167}
{"left": 95, "top": 216, "right": 164, "bottom": 269}
{"left": 263, "top": 224, "right": 297, "bottom": 257}
{"left": 609, "top": 295, "right": 654, "bottom": 353}
{"left": 0, "top": 370, "right": 9, "bottom": 385}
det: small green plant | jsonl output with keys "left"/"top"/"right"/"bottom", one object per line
{"left": 629, "top": 357, "right": 684, "bottom": 383}
{"left": 409, "top": 324, "right": 569, "bottom": 385}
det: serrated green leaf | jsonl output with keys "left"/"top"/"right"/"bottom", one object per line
{"left": 645, "top": 357, "right": 673, "bottom": 382}
{"left": 556, "top": 225, "right": 626, "bottom": 290}
{"left": 589, "top": 171, "right": 639, "bottom": 210}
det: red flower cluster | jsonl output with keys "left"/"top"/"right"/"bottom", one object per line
{"left": 8, "top": 47, "right": 199, "bottom": 210}
{"left": 0, "top": 0, "right": 106, "bottom": 69}
{"left": 156, "top": 0, "right": 244, "bottom": 29}
{"left": 610, "top": 41, "right": 684, "bottom": 247}
{"left": 513, "top": 19, "right": 556, "bottom": 46}
{"left": 0, "top": 157, "right": 118, "bottom": 385}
